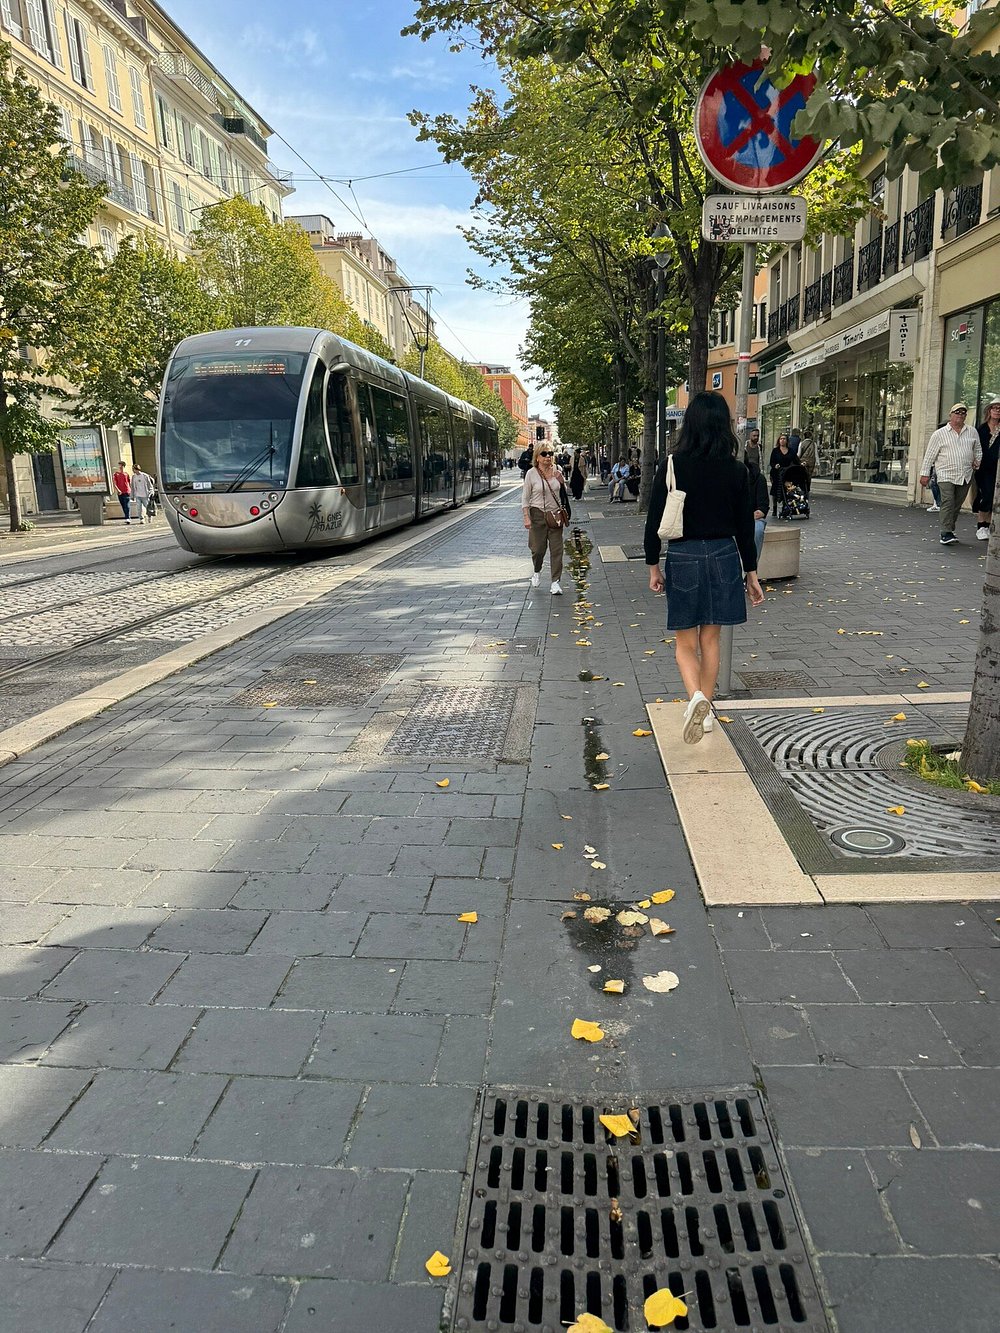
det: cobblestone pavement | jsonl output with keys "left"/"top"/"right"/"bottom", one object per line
{"left": 0, "top": 479, "right": 996, "bottom": 1332}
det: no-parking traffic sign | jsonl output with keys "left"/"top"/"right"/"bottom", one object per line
{"left": 695, "top": 62, "right": 824, "bottom": 193}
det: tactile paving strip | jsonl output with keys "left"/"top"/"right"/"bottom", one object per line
{"left": 229, "top": 653, "right": 404, "bottom": 707}
{"left": 452, "top": 1090, "right": 826, "bottom": 1332}
{"left": 383, "top": 684, "right": 520, "bottom": 758}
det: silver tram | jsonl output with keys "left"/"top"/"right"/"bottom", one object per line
{"left": 155, "top": 326, "right": 501, "bottom": 555}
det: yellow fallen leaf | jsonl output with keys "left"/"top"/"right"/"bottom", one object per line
{"left": 644, "top": 1289, "right": 688, "bottom": 1326}
{"left": 584, "top": 844, "right": 596, "bottom": 854}
{"left": 302, "top": 679, "right": 318, "bottom": 684}
{"left": 616, "top": 910, "right": 648, "bottom": 926}
{"left": 573, "top": 891, "right": 592, "bottom": 901}
{"left": 571, "top": 1018, "right": 604, "bottom": 1042}
{"left": 457, "top": 911, "right": 478, "bottom": 924}
{"left": 576, "top": 640, "right": 592, "bottom": 646}
{"left": 561, "top": 911, "right": 577, "bottom": 921}
{"left": 966, "top": 780, "right": 988, "bottom": 793}
{"left": 435, "top": 778, "right": 450, "bottom": 788}
{"left": 812, "top": 707, "right": 825, "bottom": 714}
{"left": 632, "top": 728, "right": 652, "bottom": 736}
{"left": 891, "top": 713, "right": 907, "bottom": 722}
{"left": 595, "top": 752, "right": 610, "bottom": 761}
{"left": 551, "top": 843, "right": 564, "bottom": 850}
{"left": 561, "top": 814, "right": 573, "bottom": 820}
{"left": 262, "top": 702, "right": 278, "bottom": 709}
{"left": 425, "top": 1251, "right": 451, "bottom": 1277}
{"left": 587, "top": 964, "right": 602, "bottom": 973}
{"left": 642, "top": 970, "right": 680, "bottom": 993}
{"left": 649, "top": 918, "right": 675, "bottom": 936}
{"left": 583, "top": 906, "right": 611, "bottom": 923}
{"left": 591, "top": 675, "right": 605, "bottom": 681}
{"left": 637, "top": 898, "right": 652, "bottom": 908}
{"left": 886, "top": 805, "right": 905, "bottom": 816}
{"left": 651, "top": 890, "right": 675, "bottom": 904}
{"left": 959, "top": 619, "right": 970, "bottom": 624}
{"left": 644, "top": 649, "right": 656, "bottom": 655}
{"left": 569, "top": 1312, "right": 613, "bottom": 1333}
{"left": 591, "top": 861, "right": 607, "bottom": 870}
{"left": 837, "top": 628, "right": 846, "bottom": 635}
{"left": 602, "top": 979, "right": 625, "bottom": 994}
{"left": 593, "top": 782, "right": 611, "bottom": 790}
{"left": 599, "top": 1113, "right": 634, "bottom": 1136}
{"left": 612, "top": 682, "right": 625, "bottom": 687}
{"left": 917, "top": 681, "right": 930, "bottom": 688}
{"left": 718, "top": 716, "right": 733, "bottom": 723}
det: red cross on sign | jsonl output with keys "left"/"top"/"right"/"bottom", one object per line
{"left": 694, "top": 62, "right": 825, "bottom": 193}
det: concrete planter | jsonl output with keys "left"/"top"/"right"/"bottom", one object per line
{"left": 758, "top": 522, "right": 801, "bottom": 580}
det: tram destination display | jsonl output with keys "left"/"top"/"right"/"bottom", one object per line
{"left": 702, "top": 194, "right": 807, "bottom": 243}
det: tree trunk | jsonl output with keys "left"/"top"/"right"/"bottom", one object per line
{"left": 639, "top": 386, "right": 657, "bottom": 512}
{"left": 688, "top": 279, "right": 712, "bottom": 401}
{"left": 0, "top": 396, "right": 24, "bottom": 533}
{"left": 962, "top": 522, "right": 1000, "bottom": 782}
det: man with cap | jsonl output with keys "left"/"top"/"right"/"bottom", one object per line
{"left": 919, "top": 404, "right": 982, "bottom": 545}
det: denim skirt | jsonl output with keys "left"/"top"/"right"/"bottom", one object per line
{"left": 663, "top": 537, "right": 747, "bottom": 630}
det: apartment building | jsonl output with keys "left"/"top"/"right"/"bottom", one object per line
{"left": 753, "top": 5, "right": 1000, "bottom": 505}
{"left": 1, "top": 0, "right": 293, "bottom": 514}
{"left": 473, "top": 365, "right": 530, "bottom": 449}
{"left": 289, "top": 214, "right": 437, "bottom": 363}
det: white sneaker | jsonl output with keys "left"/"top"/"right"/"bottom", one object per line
{"left": 550, "top": 580, "right": 563, "bottom": 595}
{"left": 682, "top": 691, "right": 711, "bottom": 744}
{"left": 977, "top": 526, "right": 990, "bottom": 540}
{"left": 530, "top": 572, "right": 540, "bottom": 588}
{"left": 703, "top": 713, "right": 714, "bottom": 733}
{"left": 125, "top": 519, "right": 131, "bottom": 525}
{"left": 926, "top": 504, "right": 940, "bottom": 512}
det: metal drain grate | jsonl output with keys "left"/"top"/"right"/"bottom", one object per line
{"left": 384, "top": 684, "right": 519, "bottom": 759}
{"left": 453, "top": 1091, "right": 825, "bottom": 1332}
{"left": 469, "top": 636, "right": 542, "bottom": 656}
{"left": 229, "top": 653, "right": 404, "bottom": 708}
{"left": 736, "top": 670, "right": 815, "bottom": 691}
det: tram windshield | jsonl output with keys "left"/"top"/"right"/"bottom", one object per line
{"left": 160, "top": 352, "right": 306, "bottom": 490}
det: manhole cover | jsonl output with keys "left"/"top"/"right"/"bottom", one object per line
{"left": 736, "top": 671, "right": 815, "bottom": 691}
{"left": 229, "top": 653, "right": 404, "bottom": 708}
{"left": 829, "top": 825, "right": 906, "bottom": 855}
{"left": 469, "top": 637, "right": 541, "bottom": 656}
{"left": 384, "top": 684, "right": 519, "bottom": 759}
{"left": 623, "top": 545, "right": 646, "bottom": 560}
{"left": 453, "top": 1091, "right": 825, "bottom": 1332}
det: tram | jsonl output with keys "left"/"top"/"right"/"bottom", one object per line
{"left": 155, "top": 326, "right": 502, "bottom": 555}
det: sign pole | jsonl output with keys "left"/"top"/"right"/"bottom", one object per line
{"left": 718, "top": 239, "right": 757, "bottom": 699}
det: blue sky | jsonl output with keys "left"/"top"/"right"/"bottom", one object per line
{"left": 163, "top": 0, "right": 545, "bottom": 412}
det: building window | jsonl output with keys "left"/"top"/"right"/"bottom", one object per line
{"left": 99, "top": 226, "right": 116, "bottom": 261}
{"left": 103, "top": 44, "right": 121, "bottom": 114}
{"left": 129, "top": 152, "right": 149, "bottom": 217}
{"left": 171, "top": 181, "right": 186, "bottom": 234}
{"left": 155, "top": 95, "right": 173, "bottom": 150}
{"left": 15, "top": 0, "right": 64, "bottom": 69}
{"left": 128, "top": 65, "right": 147, "bottom": 131}
{"left": 63, "top": 10, "right": 92, "bottom": 88}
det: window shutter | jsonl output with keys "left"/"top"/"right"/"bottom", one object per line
{"left": 103, "top": 44, "right": 122, "bottom": 113}
{"left": 79, "top": 22, "right": 93, "bottom": 88}
{"left": 25, "top": 0, "right": 48, "bottom": 54}
{"left": 42, "top": 1, "right": 64, "bottom": 67}
{"left": 129, "top": 152, "right": 148, "bottom": 216}
{"left": 129, "top": 65, "right": 147, "bottom": 130}
{"left": 1, "top": 1, "right": 24, "bottom": 41}
{"left": 63, "top": 10, "right": 81, "bottom": 82}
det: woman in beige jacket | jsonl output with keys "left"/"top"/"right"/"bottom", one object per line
{"left": 521, "top": 444, "right": 567, "bottom": 594}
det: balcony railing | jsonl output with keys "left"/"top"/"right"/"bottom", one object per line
{"left": 157, "top": 52, "right": 216, "bottom": 105}
{"left": 786, "top": 293, "right": 799, "bottom": 334}
{"left": 64, "top": 152, "right": 153, "bottom": 220}
{"left": 262, "top": 160, "right": 293, "bottom": 188}
{"left": 803, "top": 279, "right": 821, "bottom": 324}
{"left": 882, "top": 221, "right": 900, "bottom": 278}
{"left": 857, "top": 233, "right": 883, "bottom": 294}
{"left": 940, "top": 182, "right": 983, "bottom": 240}
{"left": 833, "top": 257, "right": 854, "bottom": 306}
{"left": 218, "top": 115, "right": 267, "bottom": 154}
{"left": 820, "top": 270, "right": 832, "bottom": 313}
{"left": 767, "top": 311, "right": 779, "bottom": 342}
{"left": 901, "top": 197, "right": 934, "bottom": 262}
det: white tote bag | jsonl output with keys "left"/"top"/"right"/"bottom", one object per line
{"left": 657, "top": 454, "right": 686, "bottom": 541}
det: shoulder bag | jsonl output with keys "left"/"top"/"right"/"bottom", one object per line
{"left": 656, "top": 454, "right": 686, "bottom": 541}
{"left": 542, "top": 474, "right": 571, "bottom": 529}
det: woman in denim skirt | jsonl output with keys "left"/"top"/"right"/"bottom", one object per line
{"left": 645, "top": 392, "right": 764, "bottom": 744}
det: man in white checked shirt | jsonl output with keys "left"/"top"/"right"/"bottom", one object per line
{"left": 919, "top": 404, "right": 983, "bottom": 545}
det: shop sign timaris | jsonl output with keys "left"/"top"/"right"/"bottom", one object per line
{"left": 780, "top": 309, "right": 919, "bottom": 379}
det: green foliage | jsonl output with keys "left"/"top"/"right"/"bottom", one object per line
{"left": 901, "top": 738, "right": 1000, "bottom": 796}
{"left": 72, "top": 236, "right": 221, "bottom": 428}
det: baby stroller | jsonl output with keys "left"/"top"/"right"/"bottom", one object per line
{"left": 779, "top": 462, "right": 810, "bottom": 520}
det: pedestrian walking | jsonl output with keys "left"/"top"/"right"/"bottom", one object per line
{"left": 569, "top": 450, "right": 586, "bottom": 502}
{"left": 919, "top": 403, "right": 982, "bottom": 545}
{"left": 130, "top": 467, "right": 156, "bottom": 523}
{"left": 645, "top": 391, "right": 764, "bottom": 744}
{"left": 788, "top": 425, "right": 801, "bottom": 454}
{"left": 111, "top": 461, "right": 132, "bottom": 523}
{"left": 797, "top": 431, "right": 817, "bottom": 480}
{"left": 522, "top": 443, "right": 569, "bottom": 595}
{"left": 518, "top": 445, "right": 534, "bottom": 478}
{"left": 747, "top": 457, "right": 769, "bottom": 560}
{"left": 974, "top": 398, "right": 1000, "bottom": 541}
{"left": 768, "top": 433, "right": 793, "bottom": 516}
{"left": 743, "top": 427, "right": 762, "bottom": 472}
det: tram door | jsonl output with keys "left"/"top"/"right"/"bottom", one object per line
{"left": 356, "top": 382, "right": 384, "bottom": 529}
{"left": 416, "top": 401, "right": 453, "bottom": 514}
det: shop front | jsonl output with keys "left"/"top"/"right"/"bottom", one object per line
{"left": 938, "top": 300, "right": 1000, "bottom": 426}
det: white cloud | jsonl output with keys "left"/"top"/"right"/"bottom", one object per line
{"left": 240, "top": 23, "right": 328, "bottom": 67}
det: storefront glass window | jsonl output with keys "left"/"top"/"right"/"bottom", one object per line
{"left": 760, "top": 398, "right": 791, "bottom": 447}
{"left": 940, "top": 306, "right": 984, "bottom": 424}
{"left": 980, "top": 301, "right": 1000, "bottom": 417}
{"left": 802, "top": 372, "right": 838, "bottom": 478}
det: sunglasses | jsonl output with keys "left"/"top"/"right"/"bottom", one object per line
{"left": 954, "top": 408, "right": 967, "bottom": 414}
{"left": 539, "top": 451, "right": 554, "bottom": 457}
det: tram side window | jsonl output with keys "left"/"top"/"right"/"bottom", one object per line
{"left": 417, "top": 402, "right": 452, "bottom": 497}
{"left": 357, "top": 383, "right": 379, "bottom": 490}
{"left": 296, "top": 364, "right": 336, "bottom": 487}
{"left": 325, "top": 372, "right": 359, "bottom": 484}
{"left": 454, "top": 412, "right": 472, "bottom": 478}
{"left": 371, "top": 386, "right": 414, "bottom": 484}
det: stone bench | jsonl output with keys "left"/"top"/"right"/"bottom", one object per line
{"left": 758, "top": 522, "right": 801, "bottom": 580}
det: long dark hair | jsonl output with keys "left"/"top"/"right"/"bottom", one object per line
{"left": 673, "top": 391, "right": 739, "bottom": 462}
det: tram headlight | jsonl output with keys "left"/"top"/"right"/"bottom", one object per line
{"left": 268, "top": 492, "right": 279, "bottom": 502}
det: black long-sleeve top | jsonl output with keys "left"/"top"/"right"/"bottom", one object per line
{"left": 644, "top": 452, "right": 757, "bottom": 572}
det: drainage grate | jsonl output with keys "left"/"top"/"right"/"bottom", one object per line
{"left": 452, "top": 1090, "right": 826, "bottom": 1332}
{"left": 736, "top": 670, "right": 815, "bottom": 691}
{"left": 383, "top": 684, "right": 519, "bottom": 759}
{"left": 469, "top": 636, "right": 542, "bottom": 656}
{"left": 229, "top": 653, "right": 404, "bottom": 708}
